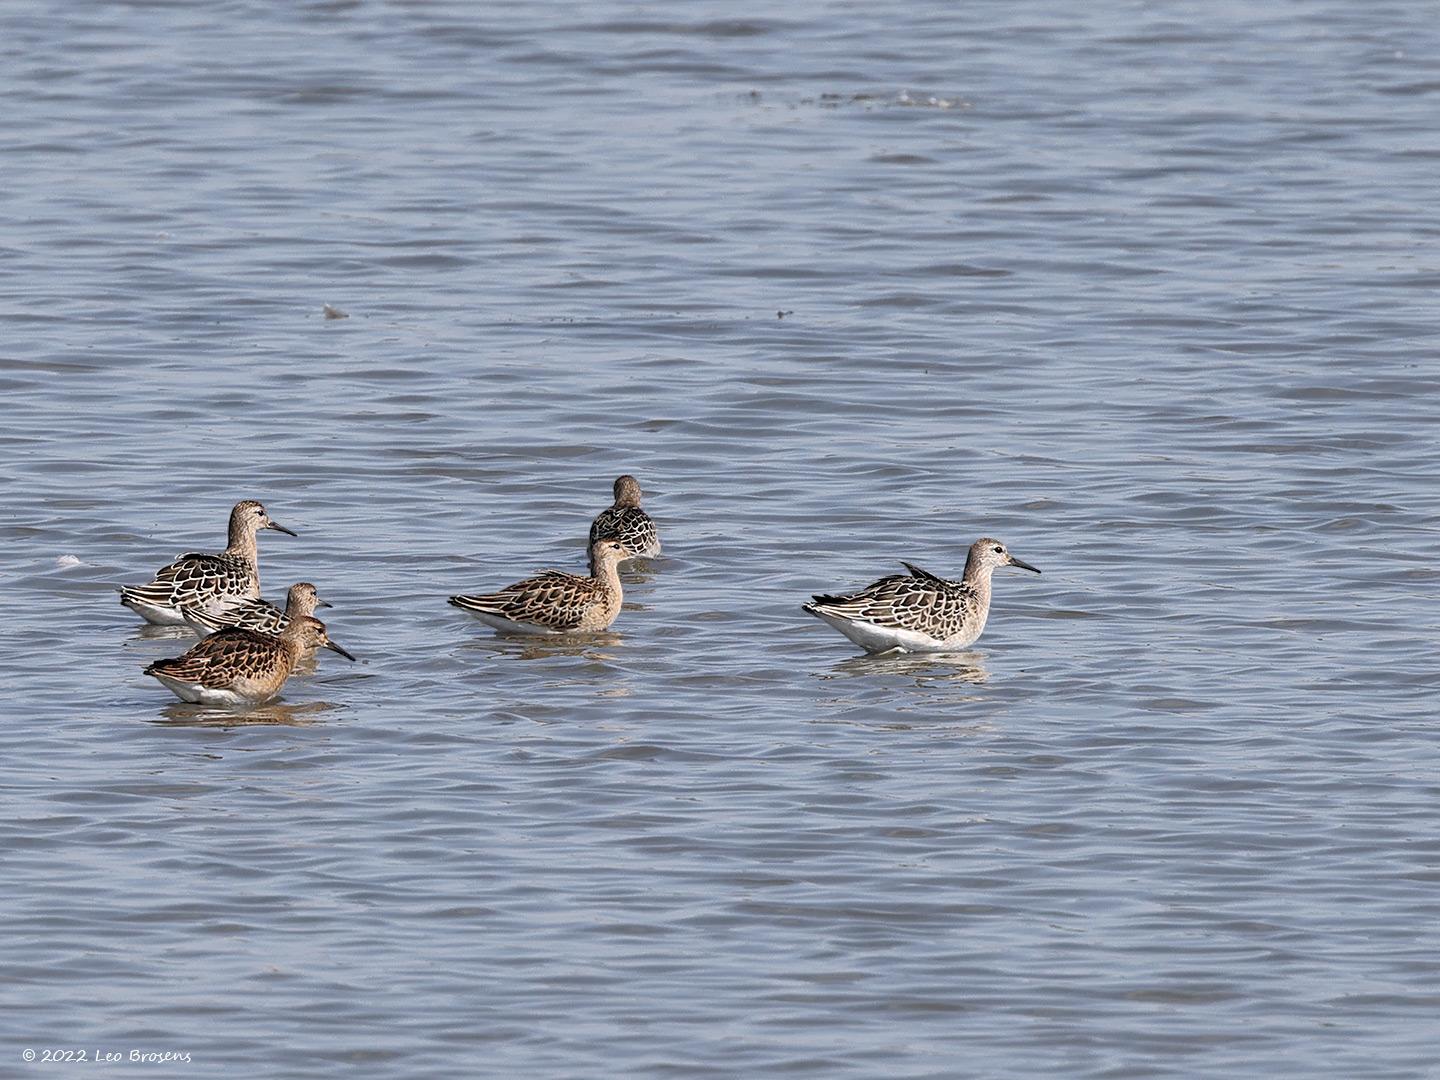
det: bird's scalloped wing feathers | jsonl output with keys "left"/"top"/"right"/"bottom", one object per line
{"left": 808, "top": 571, "right": 971, "bottom": 636}
{"left": 179, "top": 604, "right": 227, "bottom": 633}
{"left": 159, "top": 629, "right": 279, "bottom": 685}
{"left": 145, "top": 654, "right": 213, "bottom": 682}
{"left": 132, "top": 553, "right": 249, "bottom": 605}
{"left": 900, "top": 561, "right": 951, "bottom": 585}
{"left": 451, "top": 570, "right": 592, "bottom": 630}
{"left": 591, "top": 507, "right": 657, "bottom": 551}
{"left": 588, "top": 508, "right": 618, "bottom": 547}
{"left": 206, "top": 598, "right": 285, "bottom": 633}
{"left": 807, "top": 572, "right": 916, "bottom": 616}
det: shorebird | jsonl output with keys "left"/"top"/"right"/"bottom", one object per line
{"left": 120, "top": 500, "right": 296, "bottom": 625}
{"left": 181, "top": 582, "right": 331, "bottom": 638}
{"left": 803, "top": 538, "right": 1040, "bottom": 654}
{"left": 449, "top": 538, "right": 632, "bottom": 635}
{"left": 144, "top": 615, "right": 355, "bottom": 706}
{"left": 589, "top": 475, "right": 660, "bottom": 565}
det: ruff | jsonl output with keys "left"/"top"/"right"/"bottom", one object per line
{"left": 803, "top": 538, "right": 1040, "bottom": 654}
{"left": 145, "top": 615, "right": 355, "bottom": 705}
{"left": 450, "top": 539, "right": 632, "bottom": 635}
{"left": 120, "top": 500, "right": 296, "bottom": 625}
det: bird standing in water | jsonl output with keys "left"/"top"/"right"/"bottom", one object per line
{"left": 804, "top": 538, "right": 1040, "bottom": 654}
{"left": 449, "top": 538, "right": 634, "bottom": 635}
{"left": 589, "top": 474, "right": 660, "bottom": 565}
{"left": 144, "top": 615, "right": 355, "bottom": 705}
{"left": 120, "top": 500, "right": 297, "bottom": 625}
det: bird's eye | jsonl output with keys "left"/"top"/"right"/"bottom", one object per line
{"left": 993, "top": 546, "right": 1004, "bottom": 554}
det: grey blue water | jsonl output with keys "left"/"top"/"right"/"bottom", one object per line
{"left": 4, "top": 1, "right": 1439, "bottom": 1076}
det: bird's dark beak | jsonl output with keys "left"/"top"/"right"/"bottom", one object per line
{"left": 267, "top": 520, "right": 298, "bottom": 537}
{"left": 324, "top": 639, "right": 356, "bottom": 661}
{"left": 1008, "top": 555, "right": 1041, "bottom": 574}
{"left": 316, "top": 598, "right": 333, "bottom": 609}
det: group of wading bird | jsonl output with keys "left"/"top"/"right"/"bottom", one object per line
{"left": 122, "top": 476, "right": 1041, "bottom": 707}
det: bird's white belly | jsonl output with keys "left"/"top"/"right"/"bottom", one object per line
{"left": 123, "top": 596, "right": 190, "bottom": 625}
{"left": 150, "top": 673, "right": 268, "bottom": 706}
{"left": 813, "top": 610, "right": 983, "bottom": 654}
{"left": 467, "top": 612, "right": 560, "bottom": 636}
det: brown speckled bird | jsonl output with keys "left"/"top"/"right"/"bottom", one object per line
{"left": 120, "top": 500, "right": 297, "bottom": 625}
{"left": 449, "top": 538, "right": 632, "bottom": 635}
{"left": 144, "top": 615, "right": 355, "bottom": 705}
{"left": 803, "top": 538, "right": 1040, "bottom": 654}
{"left": 588, "top": 475, "right": 660, "bottom": 567}
{"left": 181, "top": 581, "right": 331, "bottom": 638}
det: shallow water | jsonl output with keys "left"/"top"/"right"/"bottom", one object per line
{"left": 4, "top": 1, "right": 1440, "bottom": 1076}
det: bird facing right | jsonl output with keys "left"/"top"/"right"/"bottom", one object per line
{"left": 803, "top": 538, "right": 1040, "bottom": 654}
{"left": 449, "top": 538, "right": 633, "bottom": 635}
{"left": 119, "top": 500, "right": 297, "bottom": 625}
{"left": 144, "top": 615, "right": 356, "bottom": 706}
{"left": 181, "top": 581, "right": 332, "bottom": 638}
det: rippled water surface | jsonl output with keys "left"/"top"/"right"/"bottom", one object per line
{"left": 5, "top": 1, "right": 1440, "bottom": 1076}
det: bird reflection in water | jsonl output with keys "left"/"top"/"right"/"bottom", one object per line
{"left": 619, "top": 563, "right": 658, "bottom": 588}
{"left": 812, "top": 651, "right": 992, "bottom": 728}
{"left": 131, "top": 623, "right": 198, "bottom": 642}
{"left": 151, "top": 699, "right": 340, "bottom": 727}
{"left": 820, "top": 650, "right": 990, "bottom": 687}
{"left": 459, "top": 630, "right": 625, "bottom": 664}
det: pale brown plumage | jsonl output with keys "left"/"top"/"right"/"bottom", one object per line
{"left": 144, "top": 615, "right": 355, "bottom": 705}
{"left": 182, "top": 581, "right": 331, "bottom": 637}
{"left": 804, "top": 538, "right": 1041, "bottom": 653}
{"left": 120, "top": 500, "right": 297, "bottom": 625}
{"left": 449, "top": 539, "right": 632, "bottom": 634}
{"left": 588, "top": 475, "right": 660, "bottom": 565}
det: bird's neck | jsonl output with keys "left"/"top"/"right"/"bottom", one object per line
{"left": 591, "top": 556, "right": 624, "bottom": 599}
{"left": 275, "top": 627, "right": 306, "bottom": 665}
{"left": 961, "top": 557, "right": 994, "bottom": 600}
{"left": 226, "top": 521, "right": 259, "bottom": 562}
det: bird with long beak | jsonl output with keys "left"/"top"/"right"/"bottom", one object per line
{"left": 181, "top": 581, "right": 333, "bottom": 639}
{"left": 145, "top": 615, "right": 355, "bottom": 706}
{"left": 119, "top": 500, "right": 297, "bottom": 625}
